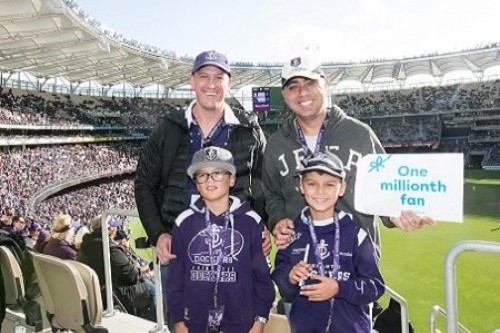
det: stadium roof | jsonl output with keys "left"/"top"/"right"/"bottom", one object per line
{"left": 2, "top": 0, "right": 500, "bottom": 91}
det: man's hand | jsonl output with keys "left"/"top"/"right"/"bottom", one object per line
{"left": 272, "top": 218, "right": 295, "bottom": 250}
{"left": 261, "top": 226, "right": 272, "bottom": 256}
{"left": 300, "top": 273, "right": 339, "bottom": 302}
{"left": 155, "top": 233, "right": 177, "bottom": 265}
{"left": 173, "top": 321, "right": 189, "bottom": 333}
{"left": 390, "top": 210, "right": 437, "bottom": 232}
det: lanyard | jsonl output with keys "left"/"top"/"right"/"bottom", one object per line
{"left": 306, "top": 209, "right": 340, "bottom": 332}
{"left": 296, "top": 114, "right": 329, "bottom": 155}
{"left": 204, "top": 205, "right": 231, "bottom": 308}
{"left": 306, "top": 209, "right": 340, "bottom": 277}
{"left": 201, "top": 117, "right": 224, "bottom": 149}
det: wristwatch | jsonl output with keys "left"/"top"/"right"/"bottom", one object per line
{"left": 254, "top": 316, "right": 268, "bottom": 324}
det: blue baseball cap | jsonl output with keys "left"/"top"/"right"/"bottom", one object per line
{"left": 192, "top": 50, "right": 231, "bottom": 76}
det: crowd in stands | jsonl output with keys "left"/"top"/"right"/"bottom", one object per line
{"left": 0, "top": 86, "right": 179, "bottom": 127}
{"left": 331, "top": 80, "right": 500, "bottom": 151}
{"left": 483, "top": 144, "right": 500, "bottom": 167}
{"left": 0, "top": 86, "right": 243, "bottom": 129}
{"left": 365, "top": 115, "right": 441, "bottom": 147}
{"left": 0, "top": 143, "right": 139, "bottom": 222}
{"left": 335, "top": 80, "right": 500, "bottom": 117}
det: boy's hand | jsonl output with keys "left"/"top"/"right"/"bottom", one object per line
{"left": 248, "top": 321, "right": 265, "bottom": 333}
{"left": 288, "top": 261, "right": 311, "bottom": 285}
{"left": 299, "top": 273, "right": 339, "bottom": 302}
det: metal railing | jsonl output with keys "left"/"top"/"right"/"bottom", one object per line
{"left": 429, "top": 305, "right": 472, "bottom": 333}
{"left": 100, "top": 208, "right": 168, "bottom": 333}
{"left": 384, "top": 285, "right": 410, "bottom": 333}
{"left": 444, "top": 241, "right": 500, "bottom": 333}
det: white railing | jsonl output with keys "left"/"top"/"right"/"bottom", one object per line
{"left": 384, "top": 286, "right": 410, "bottom": 333}
{"left": 429, "top": 305, "right": 472, "bottom": 333}
{"left": 444, "top": 241, "right": 500, "bottom": 333}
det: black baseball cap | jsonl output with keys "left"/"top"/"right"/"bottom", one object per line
{"left": 299, "top": 151, "right": 346, "bottom": 179}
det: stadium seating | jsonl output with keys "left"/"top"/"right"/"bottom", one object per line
{"left": 264, "top": 313, "right": 291, "bottom": 333}
{"left": 31, "top": 252, "right": 159, "bottom": 333}
{"left": 0, "top": 246, "right": 47, "bottom": 332}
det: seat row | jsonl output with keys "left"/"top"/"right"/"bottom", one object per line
{"left": 1, "top": 244, "right": 290, "bottom": 333}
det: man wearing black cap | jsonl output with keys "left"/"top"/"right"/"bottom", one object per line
{"left": 263, "top": 54, "right": 435, "bottom": 254}
{"left": 135, "top": 50, "right": 268, "bottom": 266}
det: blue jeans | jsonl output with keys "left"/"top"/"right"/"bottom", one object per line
{"left": 138, "top": 278, "right": 157, "bottom": 321}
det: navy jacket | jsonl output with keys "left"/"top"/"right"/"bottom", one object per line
{"left": 166, "top": 196, "right": 274, "bottom": 333}
{"left": 272, "top": 208, "right": 385, "bottom": 333}
{"left": 135, "top": 102, "right": 266, "bottom": 246}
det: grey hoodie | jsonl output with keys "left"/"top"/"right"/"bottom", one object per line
{"left": 262, "top": 105, "right": 392, "bottom": 252}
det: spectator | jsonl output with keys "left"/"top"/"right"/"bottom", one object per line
{"left": 2, "top": 215, "right": 27, "bottom": 236}
{"left": 78, "top": 216, "right": 156, "bottom": 321}
{"left": 33, "top": 228, "right": 49, "bottom": 253}
{"left": 373, "top": 298, "right": 415, "bottom": 333}
{"left": 74, "top": 223, "right": 90, "bottom": 250}
{"left": 24, "top": 222, "right": 42, "bottom": 250}
{"left": 43, "top": 214, "right": 77, "bottom": 260}
{"left": 113, "top": 229, "right": 156, "bottom": 310}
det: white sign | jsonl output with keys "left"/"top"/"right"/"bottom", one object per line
{"left": 354, "top": 153, "right": 464, "bottom": 222}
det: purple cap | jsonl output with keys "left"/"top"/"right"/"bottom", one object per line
{"left": 28, "top": 222, "right": 42, "bottom": 232}
{"left": 192, "top": 50, "right": 230, "bottom": 76}
{"left": 108, "top": 217, "right": 123, "bottom": 228}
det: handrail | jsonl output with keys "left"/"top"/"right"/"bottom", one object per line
{"left": 429, "top": 305, "right": 472, "bottom": 333}
{"left": 385, "top": 285, "right": 410, "bottom": 333}
{"left": 100, "top": 208, "right": 168, "bottom": 333}
{"left": 445, "top": 241, "right": 500, "bottom": 333}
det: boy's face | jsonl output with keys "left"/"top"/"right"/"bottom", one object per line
{"left": 194, "top": 167, "right": 235, "bottom": 203}
{"left": 299, "top": 171, "right": 346, "bottom": 220}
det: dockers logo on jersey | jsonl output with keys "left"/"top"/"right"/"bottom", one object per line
{"left": 188, "top": 224, "right": 244, "bottom": 266}
{"left": 318, "top": 239, "right": 330, "bottom": 260}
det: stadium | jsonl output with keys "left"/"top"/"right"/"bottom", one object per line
{"left": 0, "top": 0, "right": 499, "bottom": 332}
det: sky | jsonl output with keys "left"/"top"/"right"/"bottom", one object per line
{"left": 74, "top": 0, "right": 500, "bottom": 64}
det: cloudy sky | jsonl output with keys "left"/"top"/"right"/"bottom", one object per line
{"left": 75, "top": 0, "right": 500, "bottom": 63}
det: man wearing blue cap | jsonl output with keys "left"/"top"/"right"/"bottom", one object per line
{"left": 135, "top": 50, "right": 269, "bottom": 265}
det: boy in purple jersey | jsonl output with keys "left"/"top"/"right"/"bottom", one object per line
{"left": 272, "top": 150, "right": 385, "bottom": 333}
{"left": 166, "top": 146, "right": 274, "bottom": 333}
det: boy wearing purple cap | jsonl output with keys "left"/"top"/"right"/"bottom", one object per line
{"left": 167, "top": 146, "right": 274, "bottom": 333}
{"left": 272, "top": 151, "right": 385, "bottom": 333}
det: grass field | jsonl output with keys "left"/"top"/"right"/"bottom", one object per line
{"left": 128, "top": 169, "right": 500, "bottom": 333}
{"left": 379, "top": 170, "right": 500, "bottom": 333}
